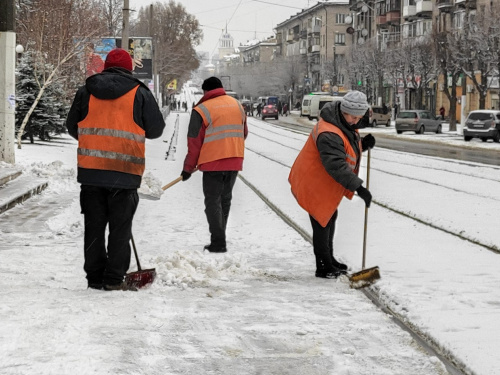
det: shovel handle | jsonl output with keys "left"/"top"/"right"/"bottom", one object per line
{"left": 131, "top": 234, "right": 142, "bottom": 271}
{"left": 161, "top": 176, "right": 182, "bottom": 191}
{"left": 161, "top": 168, "right": 198, "bottom": 191}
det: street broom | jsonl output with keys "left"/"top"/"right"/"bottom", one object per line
{"left": 349, "top": 148, "right": 381, "bottom": 289}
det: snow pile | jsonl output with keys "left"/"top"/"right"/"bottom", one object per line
{"left": 138, "top": 171, "right": 164, "bottom": 200}
{"left": 154, "top": 250, "right": 250, "bottom": 288}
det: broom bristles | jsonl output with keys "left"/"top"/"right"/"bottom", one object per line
{"left": 348, "top": 267, "right": 380, "bottom": 289}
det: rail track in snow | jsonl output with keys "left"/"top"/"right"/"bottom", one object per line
{"left": 240, "top": 116, "right": 500, "bottom": 374}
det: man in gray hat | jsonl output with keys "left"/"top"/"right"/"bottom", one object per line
{"left": 289, "top": 90, "right": 375, "bottom": 279}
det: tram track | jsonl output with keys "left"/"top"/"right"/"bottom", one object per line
{"left": 244, "top": 118, "right": 500, "bottom": 373}
{"left": 245, "top": 141, "right": 500, "bottom": 253}
{"left": 237, "top": 173, "right": 467, "bottom": 375}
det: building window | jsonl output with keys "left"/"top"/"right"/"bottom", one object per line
{"left": 334, "top": 33, "right": 345, "bottom": 45}
{"left": 336, "top": 14, "right": 346, "bottom": 24}
{"left": 453, "top": 11, "right": 465, "bottom": 30}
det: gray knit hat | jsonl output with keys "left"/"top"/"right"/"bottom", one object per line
{"left": 340, "top": 91, "right": 369, "bottom": 116}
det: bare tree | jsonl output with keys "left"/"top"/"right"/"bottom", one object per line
{"left": 133, "top": 1, "right": 202, "bottom": 102}
{"left": 457, "top": 4, "right": 497, "bottom": 110}
{"left": 433, "top": 29, "right": 462, "bottom": 130}
{"left": 96, "top": 0, "right": 122, "bottom": 37}
{"left": 15, "top": 0, "right": 106, "bottom": 148}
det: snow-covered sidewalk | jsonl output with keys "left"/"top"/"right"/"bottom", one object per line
{"left": 1, "top": 97, "right": 500, "bottom": 374}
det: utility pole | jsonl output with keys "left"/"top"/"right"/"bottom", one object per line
{"left": 149, "top": 4, "right": 160, "bottom": 105}
{"left": 0, "top": 0, "right": 16, "bottom": 163}
{"left": 122, "top": 0, "right": 130, "bottom": 52}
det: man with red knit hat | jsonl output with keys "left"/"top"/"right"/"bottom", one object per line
{"left": 66, "top": 48, "right": 165, "bottom": 291}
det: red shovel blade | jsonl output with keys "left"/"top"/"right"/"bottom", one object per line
{"left": 125, "top": 268, "right": 156, "bottom": 289}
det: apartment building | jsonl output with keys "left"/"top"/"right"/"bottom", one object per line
{"left": 274, "top": 1, "right": 351, "bottom": 96}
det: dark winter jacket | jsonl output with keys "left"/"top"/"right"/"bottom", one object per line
{"left": 317, "top": 100, "right": 363, "bottom": 192}
{"left": 66, "top": 67, "right": 165, "bottom": 189}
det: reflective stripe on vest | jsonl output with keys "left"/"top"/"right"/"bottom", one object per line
{"left": 195, "top": 95, "right": 245, "bottom": 165}
{"left": 289, "top": 119, "right": 361, "bottom": 227}
{"left": 77, "top": 85, "right": 146, "bottom": 176}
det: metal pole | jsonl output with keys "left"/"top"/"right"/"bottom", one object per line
{"left": 0, "top": 0, "right": 16, "bottom": 163}
{"left": 122, "top": 0, "right": 130, "bottom": 52}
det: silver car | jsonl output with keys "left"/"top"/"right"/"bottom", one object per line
{"left": 396, "top": 110, "right": 443, "bottom": 134}
{"left": 463, "top": 110, "right": 500, "bottom": 143}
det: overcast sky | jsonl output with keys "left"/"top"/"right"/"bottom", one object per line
{"left": 130, "top": 0, "right": 312, "bottom": 58}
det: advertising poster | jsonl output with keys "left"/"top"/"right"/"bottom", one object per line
{"left": 81, "top": 37, "right": 152, "bottom": 80}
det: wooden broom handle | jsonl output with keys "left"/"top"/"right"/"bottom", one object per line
{"left": 161, "top": 168, "right": 198, "bottom": 191}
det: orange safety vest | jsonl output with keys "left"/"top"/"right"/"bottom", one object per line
{"left": 194, "top": 95, "right": 246, "bottom": 165}
{"left": 77, "top": 86, "right": 146, "bottom": 176}
{"left": 289, "top": 118, "right": 361, "bottom": 227}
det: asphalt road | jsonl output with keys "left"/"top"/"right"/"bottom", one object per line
{"left": 272, "top": 114, "right": 500, "bottom": 167}
{"left": 369, "top": 133, "right": 500, "bottom": 166}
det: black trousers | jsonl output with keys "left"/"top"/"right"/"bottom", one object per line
{"left": 80, "top": 185, "right": 139, "bottom": 286}
{"left": 202, "top": 171, "right": 238, "bottom": 247}
{"left": 309, "top": 210, "right": 339, "bottom": 272}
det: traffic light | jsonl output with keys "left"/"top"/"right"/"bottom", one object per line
{"left": 358, "top": 80, "right": 362, "bottom": 86}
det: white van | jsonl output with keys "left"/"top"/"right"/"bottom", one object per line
{"left": 301, "top": 92, "right": 326, "bottom": 117}
{"left": 308, "top": 95, "right": 343, "bottom": 120}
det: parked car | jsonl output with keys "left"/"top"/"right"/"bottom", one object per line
{"left": 395, "top": 110, "right": 443, "bottom": 134}
{"left": 370, "top": 105, "right": 391, "bottom": 127}
{"left": 463, "top": 110, "right": 500, "bottom": 142}
{"left": 261, "top": 104, "right": 279, "bottom": 120}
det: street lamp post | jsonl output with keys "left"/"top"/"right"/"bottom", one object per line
{"left": 288, "top": 87, "right": 293, "bottom": 113}
{"left": 15, "top": 44, "right": 24, "bottom": 62}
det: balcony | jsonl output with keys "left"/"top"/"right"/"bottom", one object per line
{"left": 286, "top": 33, "right": 295, "bottom": 43}
{"left": 300, "top": 48, "right": 307, "bottom": 55}
{"left": 416, "top": 0, "right": 433, "bottom": 16}
{"left": 436, "top": 0, "right": 452, "bottom": 9}
{"left": 455, "top": 0, "right": 476, "bottom": 9}
{"left": 308, "top": 45, "right": 320, "bottom": 53}
{"left": 377, "top": 14, "right": 386, "bottom": 24}
{"left": 403, "top": 5, "right": 416, "bottom": 20}
{"left": 386, "top": 10, "right": 400, "bottom": 25}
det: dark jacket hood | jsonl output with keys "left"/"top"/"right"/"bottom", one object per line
{"left": 320, "top": 101, "right": 358, "bottom": 142}
{"left": 85, "top": 67, "right": 146, "bottom": 100}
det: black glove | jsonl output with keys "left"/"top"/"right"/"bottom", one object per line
{"left": 361, "top": 133, "right": 376, "bottom": 151}
{"left": 181, "top": 171, "right": 191, "bottom": 181}
{"left": 356, "top": 185, "right": 372, "bottom": 207}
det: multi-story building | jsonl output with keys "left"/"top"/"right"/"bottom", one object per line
{"left": 274, "top": 1, "right": 352, "bottom": 97}
{"left": 239, "top": 37, "right": 278, "bottom": 66}
{"left": 434, "top": 0, "right": 498, "bottom": 119}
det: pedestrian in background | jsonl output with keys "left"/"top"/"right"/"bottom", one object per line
{"left": 283, "top": 103, "right": 288, "bottom": 116}
{"left": 181, "top": 77, "right": 248, "bottom": 253}
{"left": 66, "top": 48, "right": 165, "bottom": 291}
{"left": 289, "top": 90, "right": 375, "bottom": 279}
{"left": 439, "top": 106, "right": 445, "bottom": 119}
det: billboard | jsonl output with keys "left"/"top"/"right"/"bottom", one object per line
{"left": 82, "top": 37, "right": 153, "bottom": 80}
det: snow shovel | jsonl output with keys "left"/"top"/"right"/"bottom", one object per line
{"left": 125, "top": 235, "right": 156, "bottom": 289}
{"left": 138, "top": 169, "right": 198, "bottom": 200}
{"left": 349, "top": 148, "right": 381, "bottom": 289}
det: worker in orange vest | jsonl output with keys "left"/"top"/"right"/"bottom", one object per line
{"left": 66, "top": 48, "right": 165, "bottom": 291}
{"left": 289, "top": 91, "right": 375, "bottom": 279}
{"left": 181, "top": 77, "right": 248, "bottom": 253}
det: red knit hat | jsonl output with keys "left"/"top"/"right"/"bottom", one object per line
{"left": 104, "top": 48, "right": 133, "bottom": 71}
